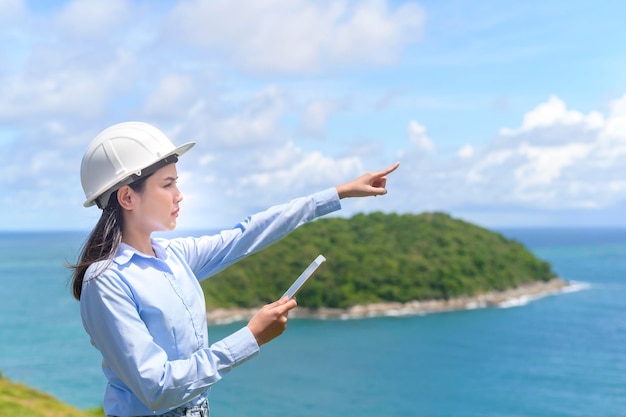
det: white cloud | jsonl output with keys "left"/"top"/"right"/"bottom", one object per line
{"left": 143, "top": 74, "right": 197, "bottom": 118}
{"left": 500, "top": 95, "right": 604, "bottom": 135}
{"left": 384, "top": 94, "right": 626, "bottom": 219}
{"left": 599, "top": 94, "right": 626, "bottom": 143}
{"left": 167, "top": 0, "right": 424, "bottom": 73}
{"left": 0, "top": 0, "right": 24, "bottom": 21}
{"left": 237, "top": 150, "right": 362, "bottom": 194}
{"left": 408, "top": 120, "right": 434, "bottom": 151}
{"left": 457, "top": 144, "right": 474, "bottom": 158}
{"left": 465, "top": 149, "right": 514, "bottom": 184}
{"left": 54, "top": 0, "right": 131, "bottom": 38}
{"left": 514, "top": 142, "right": 591, "bottom": 188}
{"left": 0, "top": 73, "right": 104, "bottom": 120}
{"left": 0, "top": 47, "right": 136, "bottom": 122}
{"left": 255, "top": 141, "right": 304, "bottom": 171}
{"left": 300, "top": 99, "right": 344, "bottom": 137}
{"left": 215, "top": 85, "right": 286, "bottom": 146}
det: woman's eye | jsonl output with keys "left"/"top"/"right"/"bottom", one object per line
{"left": 164, "top": 178, "right": 178, "bottom": 188}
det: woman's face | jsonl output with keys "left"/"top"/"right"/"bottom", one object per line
{"left": 130, "top": 163, "right": 183, "bottom": 233}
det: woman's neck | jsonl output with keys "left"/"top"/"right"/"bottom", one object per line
{"left": 121, "top": 228, "right": 155, "bottom": 257}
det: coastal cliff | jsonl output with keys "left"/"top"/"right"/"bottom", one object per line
{"left": 205, "top": 277, "right": 570, "bottom": 324}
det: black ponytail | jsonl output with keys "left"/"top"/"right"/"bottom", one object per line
{"left": 69, "top": 175, "right": 151, "bottom": 300}
{"left": 69, "top": 194, "right": 124, "bottom": 300}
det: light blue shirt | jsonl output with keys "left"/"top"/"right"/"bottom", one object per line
{"left": 80, "top": 188, "right": 341, "bottom": 417}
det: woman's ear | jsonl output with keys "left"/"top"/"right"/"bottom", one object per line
{"left": 117, "top": 185, "right": 135, "bottom": 210}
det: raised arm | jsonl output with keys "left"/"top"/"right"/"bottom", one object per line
{"left": 335, "top": 162, "right": 400, "bottom": 199}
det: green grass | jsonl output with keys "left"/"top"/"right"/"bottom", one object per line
{"left": 0, "top": 376, "right": 104, "bottom": 417}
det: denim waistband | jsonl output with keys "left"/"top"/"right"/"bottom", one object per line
{"left": 158, "top": 400, "right": 209, "bottom": 417}
{"left": 111, "top": 399, "right": 209, "bottom": 417}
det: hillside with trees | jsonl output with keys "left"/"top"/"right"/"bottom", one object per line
{"left": 201, "top": 212, "right": 555, "bottom": 309}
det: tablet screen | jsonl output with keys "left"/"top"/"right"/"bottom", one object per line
{"left": 282, "top": 254, "right": 326, "bottom": 299}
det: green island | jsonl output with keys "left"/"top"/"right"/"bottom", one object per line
{"left": 202, "top": 211, "right": 563, "bottom": 321}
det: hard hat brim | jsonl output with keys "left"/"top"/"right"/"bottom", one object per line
{"left": 82, "top": 141, "right": 196, "bottom": 208}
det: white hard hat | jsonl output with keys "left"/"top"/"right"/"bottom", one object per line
{"left": 80, "top": 121, "right": 195, "bottom": 208}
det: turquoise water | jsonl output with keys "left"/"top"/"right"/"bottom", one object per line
{"left": 1, "top": 229, "right": 626, "bottom": 416}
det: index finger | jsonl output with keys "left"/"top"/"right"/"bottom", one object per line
{"left": 374, "top": 162, "right": 400, "bottom": 178}
{"left": 274, "top": 298, "right": 297, "bottom": 314}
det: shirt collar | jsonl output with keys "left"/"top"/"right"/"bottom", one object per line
{"left": 114, "top": 239, "right": 168, "bottom": 265}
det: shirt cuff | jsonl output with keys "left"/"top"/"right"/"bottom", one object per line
{"left": 221, "top": 326, "right": 260, "bottom": 364}
{"left": 313, "top": 187, "right": 342, "bottom": 218}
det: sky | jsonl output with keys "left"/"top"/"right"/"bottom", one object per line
{"left": 2, "top": 0, "right": 626, "bottom": 231}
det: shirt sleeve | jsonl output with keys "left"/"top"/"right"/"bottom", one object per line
{"left": 80, "top": 268, "right": 259, "bottom": 412}
{"left": 171, "top": 187, "right": 341, "bottom": 280}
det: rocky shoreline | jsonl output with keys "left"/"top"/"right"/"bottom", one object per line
{"left": 206, "top": 277, "right": 573, "bottom": 325}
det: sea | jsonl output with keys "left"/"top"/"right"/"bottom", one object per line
{"left": 1, "top": 228, "right": 626, "bottom": 417}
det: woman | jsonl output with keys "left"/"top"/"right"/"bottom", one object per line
{"left": 71, "top": 121, "right": 399, "bottom": 417}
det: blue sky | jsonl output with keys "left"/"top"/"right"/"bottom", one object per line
{"left": 2, "top": 0, "right": 626, "bottom": 231}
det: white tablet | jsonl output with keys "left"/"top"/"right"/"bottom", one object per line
{"left": 282, "top": 254, "right": 326, "bottom": 299}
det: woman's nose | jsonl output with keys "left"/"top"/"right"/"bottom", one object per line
{"left": 175, "top": 186, "right": 184, "bottom": 203}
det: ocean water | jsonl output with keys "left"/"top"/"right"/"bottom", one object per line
{"left": 1, "top": 228, "right": 626, "bottom": 416}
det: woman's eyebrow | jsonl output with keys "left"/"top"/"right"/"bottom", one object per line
{"left": 163, "top": 176, "right": 178, "bottom": 182}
